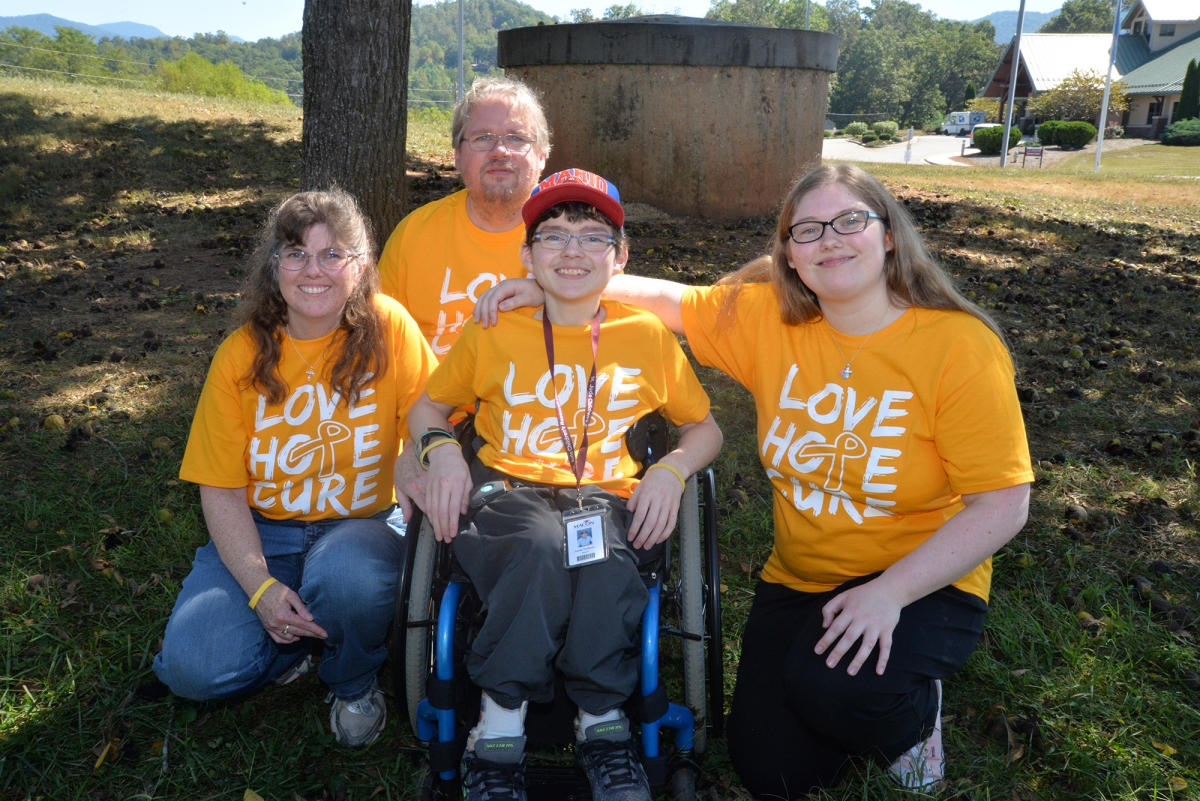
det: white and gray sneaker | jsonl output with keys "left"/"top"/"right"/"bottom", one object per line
{"left": 890, "top": 679, "right": 944, "bottom": 790}
{"left": 575, "top": 717, "right": 652, "bottom": 801}
{"left": 272, "top": 654, "right": 312, "bottom": 686}
{"left": 329, "top": 686, "right": 387, "bottom": 749}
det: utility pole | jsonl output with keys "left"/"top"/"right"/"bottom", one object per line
{"left": 1095, "top": 0, "right": 1123, "bottom": 173}
{"left": 457, "top": 0, "right": 465, "bottom": 101}
{"left": 805, "top": 0, "right": 811, "bottom": 29}
{"left": 1000, "top": 0, "right": 1027, "bottom": 168}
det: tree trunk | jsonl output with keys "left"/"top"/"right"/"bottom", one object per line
{"left": 302, "top": 0, "right": 411, "bottom": 252}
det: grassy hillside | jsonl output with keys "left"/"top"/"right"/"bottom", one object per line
{"left": 2, "top": 75, "right": 1199, "bottom": 801}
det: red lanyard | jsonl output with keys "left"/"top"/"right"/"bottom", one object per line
{"left": 542, "top": 311, "right": 601, "bottom": 506}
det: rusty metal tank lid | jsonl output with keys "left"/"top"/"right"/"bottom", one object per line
{"left": 497, "top": 15, "right": 838, "bottom": 71}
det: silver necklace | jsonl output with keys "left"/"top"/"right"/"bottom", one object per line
{"left": 286, "top": 324, "right": 331, "bottom": 384}
{"left": 822, "top": 306, "right": 892, "bottom": 380}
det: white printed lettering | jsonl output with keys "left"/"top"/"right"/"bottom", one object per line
{"left": 283, "top": 385, "right": 315, "bottom": 425}
{"left": 536, "top": 365, "right": 574, "bottom": 408}
{"left": 761, "top": 416, "right": 797, "bottom": 468}
{"left": 843, "top": 388, "right": 877, "bottom": 431}
{"left": 350, "top": 468, "right": 380, "bottom": 510}
{"left": 501, "top": 410, "right": 533, "bottom": 455}
{"left": 251, "top": 481, "right": 277, "bottom": 509}
{"left": 348, "top": 382, "right": 377, "bottom": 420}
{"left": 353, "top": 424, "right": 381, "bottom": 467}
{"left": 608, "top": 367, "right": 641, "bottom": 411}
{"left": 255, "top": 395, "right": 283, "bottom": 431}
{"left": 871, "top": 390, "right": 913, "bottom": 437}
{"left": 601, "top": 415, "right": 635, "bottom": 454}
{"left": 861, "top": 447, "right": 901, "bottom": 493}
{"left": 277, "top": 434, "right": 315, "bottom": 475}
{"left": 504, "top": 363, "right": 537, "bottom": 406}
{"left": 602, "top": 456, "right": 622, "bottom": 481}
{"left": 280, "top": 478, "right": 313, "bottom": 514}
{"left": 807, "top": 384, "right": 843, "bottom": 425}
{"left": 778, "top": 365, "right": 807, "bottom": 410}
{"left": 316, "top": 474, "right": 349, "bottom": 515}
{"left": 248, "top": 436, "right": 278, "bottom": 480}
{"left": 438, "top": 267, "right": 468, "bottom": 304}
{"left": 316, "top": 383, "right": 342, "bottom": 420}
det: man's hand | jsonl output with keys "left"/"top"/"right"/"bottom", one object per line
{"left": 813, "top": 578, "right": 904, "bottom": 676}
{"left": 393, "top": 444, "right": 425, "bottom": 519}
{"left": 625, "top": 466, "right": 685, "bottom": 550}
{"left": 254, "top": 581, "right": 328, "bottom": 644}
{"left": 425, "top": 444, "right": 472, "bottom": 542}
{"left": 474, "top": 278, "right": 545, "bottom": 328}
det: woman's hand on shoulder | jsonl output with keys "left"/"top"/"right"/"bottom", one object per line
{"left": 814, "top": 577, "right": 905, "bottom": 676}
{"left": 473, "top": 278, "right": 544, "bottom": 329}
{"left": 626, "top": 467, "right": 685, "bottom": 550}
{"left": 425, "top": 444, "right": 472, "bottom": 542}
{"left": 254, "top": 581, "right": 328, "bottom": 644}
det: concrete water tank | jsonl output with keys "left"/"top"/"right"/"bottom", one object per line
{"left": 498, "top": 16, "right": 838, "bottom": 221}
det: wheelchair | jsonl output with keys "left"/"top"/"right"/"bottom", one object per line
{"left": 392, "top": 414, "right": 723, "bottom": 800}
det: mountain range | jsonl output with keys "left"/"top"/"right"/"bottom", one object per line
{"left": 0, "top": 13, "right": 245, "bottom": 42}
{"left": 971, "top": 9, "right": 1061, "bottom": 42}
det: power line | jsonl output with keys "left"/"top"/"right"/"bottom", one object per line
{"left": 0, "top": 62, "right": 155, "bottom": 84}
{"left": 0, "top": 40, "right": 303, "bottom": 85}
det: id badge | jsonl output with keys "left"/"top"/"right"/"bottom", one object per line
{"left": 562, "top": 504, "right": 608, "bottom": 569}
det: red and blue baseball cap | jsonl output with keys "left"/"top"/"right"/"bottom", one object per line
{"left": 522, "top": 168, "right": 624, "bottom": 230}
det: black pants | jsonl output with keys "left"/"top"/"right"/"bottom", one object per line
{"left": 727, "top": 576, "right": 988, "bottom": 799}
{"left": 453, "top": 465, "right": 649, "bottom": 715}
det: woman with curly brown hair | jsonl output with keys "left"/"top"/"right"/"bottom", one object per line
{"left": 154, "top": 189, "right": 437, "bottom": 749}
{"left": 477, "top": 164, "right": 1032, "bottom": 795}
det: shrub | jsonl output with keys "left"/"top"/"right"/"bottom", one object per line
{"left": 972, "top": 125, "right": 1004, "bottom": 155}
{"left": 844, "top": 121, "right": 869, "bottom": 137}
{"left": 158, "top": 52, "right": 291, "bottom": 104}
{"left": 1162, "top": 118, "right": 1200, "bottom": 146}
{"left": 824, "top": 128, "right": 833, "bottom": 138}
{"left": 1036, "top": 119, "right": 1062, "bottom": 146}
{"left": 1057, "top": 121, "right": 1097, "bottom": 149}
{"left": 1104, "top": 122, "right": 1124, "bottom": 139}
{"left": 834, "top": 129, "right": 845, "bottom": 137}
{"left": 872, "top": 120, "right": 899, "bottom": 136}
{"left": 860, "top": 132, "right": 879, "bottom": 143}
{"left": 877, "top": 132, "right": 893, "bottom": 142}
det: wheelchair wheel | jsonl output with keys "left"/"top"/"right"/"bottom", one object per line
{"left": 404, "top": 517, "right": 439, "bottom": 735}
{"left": 677, "top": 473, "right": 707, "bottom": 755}
{"left": 667, "top": 765, "right": 698, "bottom": 801}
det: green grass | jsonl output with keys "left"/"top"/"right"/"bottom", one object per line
{"left": 2, "top": 76, "right": 1200, "bottom": 800}
{"left": 1053, "top": 144, "right": 1200, "bottom": 178}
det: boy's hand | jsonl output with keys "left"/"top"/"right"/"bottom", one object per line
{"left": 425, "top": 445, "right": 472, "bottom": 543}
{"left": 626, "top": 467, "right": 685, "bottom": 549}
{"left": 474, "top": 278, "right": 545, "bottom": 329}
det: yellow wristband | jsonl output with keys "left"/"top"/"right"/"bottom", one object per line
{"left": 248, "top": 577, "right": 278, "bottom": 610}
{"left": 647, "top": 462, "right": 687, "bottom": 491}
{"left": 420, "top": 436, "right": 462, "bottom": 469}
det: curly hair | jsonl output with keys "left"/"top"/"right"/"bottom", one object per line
{"left": 719, "top": 164, "right": 1005, "bottom": 346}
{"left": 236, "top": 189, "right": 387, "bottom": 405}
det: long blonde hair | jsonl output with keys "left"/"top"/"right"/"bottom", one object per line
{"left": 237, "top": 189, "right": 386, "bottom": 405}
{"left": 720, "top": 165, "right": 1005, "bottom": 344}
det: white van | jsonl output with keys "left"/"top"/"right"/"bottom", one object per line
{"left": 941, "top": 111, "right": 987, "bottom": 135}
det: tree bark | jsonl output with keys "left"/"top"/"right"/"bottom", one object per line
{"left": 302, "top": 0, "right": 411, "bottom": 252}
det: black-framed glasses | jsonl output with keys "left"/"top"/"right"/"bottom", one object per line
{"left": 463, "top": 133, "right": 535, "bottom": 153}
{"left": 274, "top": 247, "right": 358, "bottom": 272}
{"left": 531, "top": 230, "right": 615, "bottom": 252}
{"left": 787, "top": 210, "right": 884, "bottom": 244}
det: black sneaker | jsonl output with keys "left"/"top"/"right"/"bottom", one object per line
{"left": 463, "top": 737, "right": 528, "bottom": 801}
{"left": 575, "top": 718, "right": 652, "bottom": 801}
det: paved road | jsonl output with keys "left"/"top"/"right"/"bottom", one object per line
{"left": 822, "top": 134, "right": 976, "bottom": 165}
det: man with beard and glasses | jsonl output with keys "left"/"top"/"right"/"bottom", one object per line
{"left": 378, "top": 77, "right": 550, "bottom": 358}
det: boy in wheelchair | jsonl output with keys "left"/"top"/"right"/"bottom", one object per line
{"left": 407, "top": 169, "right": 723, "bottom": 801}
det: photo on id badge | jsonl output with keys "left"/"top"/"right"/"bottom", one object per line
{"left": 563, "top": 505, "right": 607, "bottom": 568}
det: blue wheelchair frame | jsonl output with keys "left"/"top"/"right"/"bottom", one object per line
{"left": 415, "top": 578, "right": 696, "bottom": 782}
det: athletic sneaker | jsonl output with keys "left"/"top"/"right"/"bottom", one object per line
{"left": 329, "top": 686, "right": 387, "bottom": 749}
{"left": 575, "top": 718, "right": 652, "bottom": 801}
{"left": 463, "top": 738, "right": 528, "bottom": 801}
{"left": 890, "top": 679, "right": 944, "bottom": 790}
{"left": 272, "top": 654, "right": 312, "bottom": 686}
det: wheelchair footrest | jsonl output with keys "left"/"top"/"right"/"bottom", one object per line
{"left": 524, "top": 764, "right": 593, "bottom": 801}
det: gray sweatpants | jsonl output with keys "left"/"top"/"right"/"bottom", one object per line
{"left": 453, "top": 465, "right": 650, "bottom": 715}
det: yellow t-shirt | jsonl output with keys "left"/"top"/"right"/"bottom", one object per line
{"left": 378, "top": 190, "right": 526, "bottom": 356}
{"left": 681, "top": 283, "right": 1033, "bottom": 602}
{"left": 180, "top": 295, "right": 438, "bottom": 521}
{"left": 425, "top": 303, "right": 712, "bottom": 498}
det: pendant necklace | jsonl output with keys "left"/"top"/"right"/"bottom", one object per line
{"left": 286, "top": 324, "right": 331, "bottom": 384}
{"left": 823, "top": 305, "right": 892, "bottom": 380}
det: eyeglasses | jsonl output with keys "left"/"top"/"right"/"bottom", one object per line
{"left": 532, "top": 230, "right": 615, "bottom": 252}
{"left": 274, "top": 247, "right": 359, "bottom": 272}
{"left": 462, "top": 133, "right": 535, "bottom": 153}
{"left": 787, "top": 210, "right": 884, "bottom": 244}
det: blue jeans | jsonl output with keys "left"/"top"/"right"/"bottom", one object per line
{"left": 153, "top": 509, "right": 404, "bottom": 702}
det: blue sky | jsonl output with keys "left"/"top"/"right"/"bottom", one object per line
{"left": 0, "top": 0, "right": 1065, "bottom": 42}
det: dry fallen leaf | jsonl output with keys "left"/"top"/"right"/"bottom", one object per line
{"left": 244, "top": 791, "right": 265, "bottom": 801}
{"left": 1152, "top": 740, "right": 1178, "bottom": 757}
{"left": 1168, "top": 777, "right": 1187, "bottom": 792}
